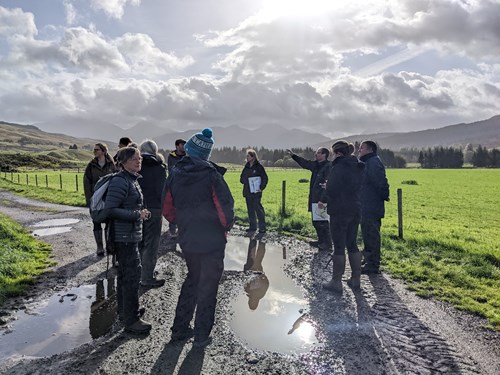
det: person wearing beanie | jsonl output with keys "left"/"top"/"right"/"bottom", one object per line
{"left": 319, "top": 140, "right": 365, "bottom": 294}
{"left": 162, "top": 127, "right": 235, "bottom": 348}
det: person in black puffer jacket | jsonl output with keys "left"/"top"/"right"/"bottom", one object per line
{"left": 319, "top": 140, "right": 365, "bottom": 294}
{"left": 240, "top": 149, "right": 268, "bottom": 239}
{"left": 104, "top": 147, "right": 152, "bottom": 335}
{"left": 163, "top": 128, "right": 234, "bottom": 348}
{"left": 138, "top": 139, "right": 167, "bottom": 288}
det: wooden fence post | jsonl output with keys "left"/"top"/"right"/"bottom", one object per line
{"left": 26, "top": 174, "right": 28, "bottom": 185}
{"left": 45, "top": 175, "right": 48, "bottom": 188}
{"left": 59, "top": 174, "right": 63, "bottom": 190}
{"left": 281, "top": 180, "right": 286, "bottom": 217}
{"left": 75, "top": 174, "right": 78, "bottom": 192}
{"left": 36, "top": 175, "right": 38, "bottom": 187}
{"left": 17, "top": 174, "right": 20, "bottom": 183}
{"left": 397, "top": 188, "right": 403, "bottom": 239}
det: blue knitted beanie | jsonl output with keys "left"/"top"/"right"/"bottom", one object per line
{"left": 184, "top": 128, "right": 214, "bottom": 160}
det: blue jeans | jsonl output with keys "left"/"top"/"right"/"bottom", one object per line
{"left": 116, "top": 242, "right": 142, "bottom": 325}
{"left": 139, "top": 210, "right": 162, "bottom": 283}
{"left": 171, "top": 250, "right": 224, "bottom": 340}
{"left": 245, "top": 196, "right": 266, "bottom": 232}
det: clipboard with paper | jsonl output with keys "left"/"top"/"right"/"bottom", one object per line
{"left": 312, "top": 203, "right": 329, "bottom": 221}
{"left": 248, "top": 176, "right": 262, "bottom": 193}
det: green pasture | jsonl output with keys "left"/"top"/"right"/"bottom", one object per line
{"left": 0, "top": 168, "right": 499, "bottom": 329}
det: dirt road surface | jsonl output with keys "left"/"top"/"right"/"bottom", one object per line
{"left": 0, "top": 190, "right": 499, "bottom": 374}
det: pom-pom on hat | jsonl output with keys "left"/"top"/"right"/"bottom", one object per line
{"left": 184, "top": 128, "right": 214, "bottom": 160}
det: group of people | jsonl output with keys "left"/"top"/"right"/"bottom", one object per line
{"left": 288, "top": 140, "right": 390, "bottom": 293}
{"left": 83, "top": 128, "right": 389, "bottom": 347}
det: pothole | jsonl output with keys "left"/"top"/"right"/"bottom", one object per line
{"left": 33, "top": 219, "right": 80, "bottom": 227}
{"left": 225, "top": 236, "right": 319, "bottom": 354}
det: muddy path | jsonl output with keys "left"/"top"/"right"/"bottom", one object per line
{"left": 0, "top": 190, "right": 499, "bottom": 374}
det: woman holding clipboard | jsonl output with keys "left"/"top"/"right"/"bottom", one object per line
{"left": 240, "top": 149, "right": 268, "bottom": 240}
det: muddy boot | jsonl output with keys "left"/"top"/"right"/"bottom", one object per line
{"left": 94, "top": 229, "right": 105, "bottom": 256}
{"left": 322, "top": 255, "right": 345, "bottom": 293}
{"left": 347, "top": 252, "right": 362, "bottom": 291}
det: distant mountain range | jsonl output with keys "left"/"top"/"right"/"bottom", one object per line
{"left": 313, "top": 115, "right": 500, "bottom": 150}
{"left": 2, "top": 115, "right": 499, "bottom": 152}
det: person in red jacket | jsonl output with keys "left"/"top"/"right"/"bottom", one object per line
{"left": 163, "top": 128, "right": 234, "bottom": 348}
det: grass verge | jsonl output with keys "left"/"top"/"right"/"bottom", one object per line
{"left": 0, "top": 213, "right": 54, "bottom": 305}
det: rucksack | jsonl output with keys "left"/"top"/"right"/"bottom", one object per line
{"left": 90, "top": 173, "right": 118, "bottom": 223}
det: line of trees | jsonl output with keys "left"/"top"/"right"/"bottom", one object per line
{"left": 417, "top": 145, "right": 500, "bottom": 168}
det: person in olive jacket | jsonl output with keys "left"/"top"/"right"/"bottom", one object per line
{"left": 163, "top": 128, "right": 235, "bottom": 348}
{"left": 240, "top": 149, "right": 268, "bottom": 239}
{"left": 319, "top": 140, "right": 365, "bottom": 293}
{"left": 104, "top": 147, "right": 152, "bottom": 334}
{"left": 83, "top": 143, "right": 116, "bottom": 256}
{"left": 287, "top": 147, "right": 332, "bottom": 251}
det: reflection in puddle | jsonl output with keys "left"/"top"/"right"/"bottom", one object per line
{"left": 225, "top": 236, "right": 319, "bottom": 354}
{"left": 0, "top": 278, "right": 116, "bottom": 361}
{"left": 32, "top": 227, "right": 73, "bottom": 237}
{"left": 33, "top": 219, "right": 80, "bottom": 227}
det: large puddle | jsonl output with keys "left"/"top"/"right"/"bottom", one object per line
{"left": 1, "top": 235, "right": 316, "bottom": 359}
{"left": 225, "top": 236, "right": 319, "bottom": 354}
{"left": 0, "top": 278, "right": 116, "bottom": 361}
{"left": 31, "top": 218, "right": 79, "bottom": 237}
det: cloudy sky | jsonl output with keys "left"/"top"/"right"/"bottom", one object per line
{"left": 0, "top": 0, "right": 499, "bottom": 137}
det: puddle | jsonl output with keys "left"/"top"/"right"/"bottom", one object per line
{"left": 0, "top": 278, "right": 117, "bottom": 361}
{"left": 32, "top": 227, "right": 73, "bottom": 237}
{"left": 31, "top": 218, "right": 79, "bottom": 237}
{"left": 33, "top": 219, "right": 80, "bottom": 227}
{"left": 225, "top": 236, "right": 319, "bottom": 354}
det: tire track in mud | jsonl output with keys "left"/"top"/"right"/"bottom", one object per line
{"left": 288, "top": 250, "right": 482, "bottom": 375}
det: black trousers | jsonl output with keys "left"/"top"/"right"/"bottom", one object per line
{"left": 245, "top": 196, "right": 266, "bottom": 232}
{"left": 330, "top": 212, "right": 361, "bottom": 256}
{"left": 361, "top": 217, "right": 382, "bottom": 269}
{"left": 171, "top": 250, "right": 224, "bottom": 340}
{"left": 115, "top": 242, "right": 142, "bottom": 326}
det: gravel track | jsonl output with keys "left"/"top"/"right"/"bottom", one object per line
{"left": 0, "top": 190, "right": 498, "bottom": 374}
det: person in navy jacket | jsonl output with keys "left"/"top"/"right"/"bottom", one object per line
{"left": 163, "top": 128, "right": 234, "bottom": 348}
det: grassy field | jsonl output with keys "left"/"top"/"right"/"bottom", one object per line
{"left": 0, "top": 213, "right": 54, "bottom": 304}
{"left": 0, "top": 168, "right": 499, "bottom": 329}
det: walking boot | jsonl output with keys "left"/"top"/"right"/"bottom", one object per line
{"left": 93, "top": 229, "right": 105, "bottom": 256}
{"left": 347, "top": 252, "right": 362, "bottom": 291}
{"left": 322, "top": 255, "right": 345, "bottom": 293}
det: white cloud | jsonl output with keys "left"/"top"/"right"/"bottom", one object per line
{"left": 90, "top": 0, "right": 141, "bottom": 19}
{"left": 0, "top": 6, "right": 37, "bottom": 38}
{"left": 64, "top": 1, "right": 78, "bottom": 26}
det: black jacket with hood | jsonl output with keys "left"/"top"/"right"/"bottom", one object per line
{"left": 322, "top": 155, "right": 365, "bottom": 217}
{"left": 240, "top": 161, "right": 268, "bottom": 198}
{"left": 162, "top": 156, "right": 234, "bottom": 254}
{"left": 138, "top": 153, "right": 167, "bottom": 211}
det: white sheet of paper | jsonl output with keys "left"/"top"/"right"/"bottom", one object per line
{"left": 312, "top": 203, "right": 329, "bottom": 221}
{"left": 248, "top": 176, "right": 262, "bottom": 193}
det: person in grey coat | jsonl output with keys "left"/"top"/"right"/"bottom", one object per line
{"left": 138, "top": 139, "right": 167, "bottom": 288}
{"left": 104, "top": 147, "right": 152, "bottom": 334}
{"left": 358, "top": 140, "right": 390, "bottom": 274}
